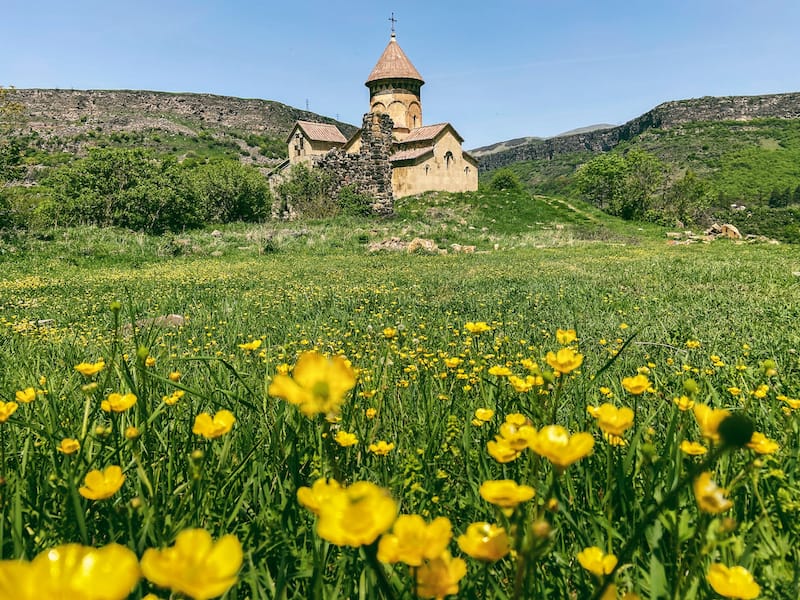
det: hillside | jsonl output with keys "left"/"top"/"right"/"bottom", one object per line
{"left": 478, "top": 92, "right": 800, "bottom": 171}
{"left": 1, "top": 88, "right": 357, "bottom": 170}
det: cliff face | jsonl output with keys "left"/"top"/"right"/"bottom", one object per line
{"left": 478, "top": 92, "right": 800, "bottom": 171}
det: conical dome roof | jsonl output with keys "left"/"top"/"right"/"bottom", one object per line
{"left": 365, "top": 33, "right": 424, "bottom": 85}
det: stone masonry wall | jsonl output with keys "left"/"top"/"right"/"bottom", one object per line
{"left": 479, "top": 92, "right": 800, "bottom": 171}
{"left": 313, "top": 112, "right": 395, "bottom": 215}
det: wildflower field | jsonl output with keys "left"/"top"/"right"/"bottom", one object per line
{"left": 0, "top": 222, "right": 799, "bottom": 599}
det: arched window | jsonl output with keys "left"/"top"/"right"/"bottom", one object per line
{"left": 464, "top": 166, "right": 470, "bottom": 175}
{"left": 425, "top": 165, "right": 430, "bottom": 175}
{"left": 444, "top": 151, "right": 453, "bottom": 169}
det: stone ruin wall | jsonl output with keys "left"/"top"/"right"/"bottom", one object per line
{"left": 312, "top": 112, "right": 395, "bottom": 216}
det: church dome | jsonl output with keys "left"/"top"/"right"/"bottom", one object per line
{"left": 365, "top": 33, "right": 424, "bottom": 86}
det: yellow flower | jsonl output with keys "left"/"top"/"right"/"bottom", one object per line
{"left": 415, "top": 551, "right": 467, "bottom": 600}
{"left": 577, "top": 546, "right": 617, "bottom": 576}
{"left": 508, "top": 374, "right": 539, "bottom": 392}
{"left": 528, "top": 425, "right": 594, "bottom": 469}
{"left": 15, "top": 387, "right": 36, "bottom": 403}
{"left": 168, "top": 371, "right": 182, "bottom": 382}
{"left": 163, "top": 390, "right": 185, "bottom": 406}
{"left": 57, "top": 438, "right": 81, "bottom": 454}
{"left": 297, "top": 478, "right": 343, "bottom": 516}
{"left": 101, "top": 392, "right": 137, "bottom": 413}
{"left": 145, "top": 356, "right": 156, "bottom": 368}
{"left": 545, "top": 347, "right": 583, "bottom": 375}
{"left": 556, "top": 328, "right": 577, "bottom": 345}
{"left": 727, "top": 387, "right": 741, "bottom": 396}
{"left": 334, "top": 430, "right": 358, "bottom": 447}
{"left": 377, "top": 515, "right": 452, "bottom": 566}
{"left": 487, "top": 365, "right": 512, "bottom": 377}
{"left": 706, "top": 563, "right": 760, "bottom": 599}
{"left": 74, "top": 360, "right": 106, "bottom": 376}
{"left": 479, "top": 480, "right": 535, "bottom": 509}
{"left": 621, "top": 374, "right": 650, "bottom": 395}
{"left": 0, "top": 543, "right": 140, "bottom": 600}
{"left": 587, "top": 403, "right": 634, "bottom": 436}
{"left": 693, "top": 472, "right": 732, "bottom": 514}
{"left": 192, "top": 410, "right": 236, "bottom": 439}
{"left": 693, "top": 404, "right": 731, "bottom": 443}
{"left": 369, "top": 440, "right": 395, "bottom": 455}
{"left": 444, "top": 357, "right": 463, "bottom": 368}
{"left": 673, "top": 395, "right": 695, "bottom": 411}
{"left": 457, "top": 522, "right": 510, "bottom": 562}
{"left": 0, "top": 401, "right": 19, "bottom": 423}
{"left": 366, "top": 407, "right": 377, "bottom": 419}
{"left": 752, "top": 384, "right": 769, "bottom": 399}
{"left": 79, "top": 466, "right": 125, "bottom": 500}
{"left": 680, "top": 440, "right": 708, "bottom": 456}
{"left": 685, "top": 340, "right": 701, "bottom": 349}
{"left": 465, "top": 321, "right": 491, "bottom": 334}
{"left": 268, "top": 351, "right": 356, "bottom": 418}
{"left": 141, "top": 529, "right": 242, "bottom": 600}
{"left": 315, "top": 481, "right": 397, "bottom": 547}
{"left": 237, "top": 339, "right": 262, "bottom": 351}
{"left": 382, "top": 327, "right": 398, "bottom": 339}
{"left": 124, "top": 426, "right": 140, "bottom": 440}
{"left": 487, "top": 437, "right": 523, "bottom": 463}
{"left": 474, "top": 408, "right": 494, "bottom": 422}
{"left": 747, "top": 431, "right": 779, "bottom": 455}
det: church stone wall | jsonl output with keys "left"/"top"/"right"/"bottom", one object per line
{"left": 313, "top": 112, "right": 395, "bottom": 215}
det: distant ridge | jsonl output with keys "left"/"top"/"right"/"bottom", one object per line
{"left": 477, "top": 92, "right": 800, "bottom": 171}
{"left": 3, "top": 88, "right": 357, "bottom": 167}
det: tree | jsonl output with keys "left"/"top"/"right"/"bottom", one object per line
{"left": 661, "top": 170, "right": 711, "bottom": 225}
{"left": 488, "top": 168, "right": 522, "bottom": 191}
{"left": 188, "top": 160, "right": 272, "bottom": 223}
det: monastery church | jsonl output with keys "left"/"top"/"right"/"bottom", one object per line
{"left": 284, "top": 28, "right": 478, "bottom": 203}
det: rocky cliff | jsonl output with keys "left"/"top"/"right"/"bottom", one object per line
{"left": 478, "top": 92, "right": 800, "bottom": 171}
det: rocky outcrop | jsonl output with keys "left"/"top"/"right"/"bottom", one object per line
{"left": 478, "top": 92, "right": 800, "bottom": 171}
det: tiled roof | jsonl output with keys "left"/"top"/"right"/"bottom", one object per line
{"left": 292, "top": 121, "right": 347, "bottom": 144}
{"left": 398, "top": 123, "right": 451, "bottom": 144}
{"left": 390, "top": 146, "right": 434, "bottom": 163}
{"left": 366, "top": 34, "right": 424, "bottom": 85}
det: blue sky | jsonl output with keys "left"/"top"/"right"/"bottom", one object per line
{"left": 2, "top": 0, "right": 798, "bottom": 148}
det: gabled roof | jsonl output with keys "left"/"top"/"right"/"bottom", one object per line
{"left": 397, "top": 123, "right": 464, "bottom": 145}
{"left": 287, "top": 120, "right": 347, "bottom": 144}
{"left": 366, "top": 34, "right": 424, "bottom": 85}
{"left": 390, "top": 147, "right": 434, "bottom": 163}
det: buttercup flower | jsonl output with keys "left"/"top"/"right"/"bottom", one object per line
{"left": 168, "top": 371, "right": 182, "bottom": 382}
{"left": 465, "top": 321, "right": 491, "bottom": 334}
{"left": 57, "top": 438, "right": 81, "bottom": 454}
{"left": 693, "top": 404, "right": 731, "bottom": 443}
{"left": 706, "top": 563, "right": 760, "bottom": 599}
{"left": 382, "top": 327, "right": 398, "bottom": 339}
{"left": 0, "top": 543, "right": 140, "bottom": 600}
{"left": 369, "top": 440, "right": 395, "bottom": 455}
{"left": 747, "top": 431, "right": 779, "bottom": 455}
{"left": 377, "top": 515, "right": 452, "bottom": 566}
{"left": 444, "top": 357, "right": 463, "bottom": 368}
{"left": 268, "top": 351, "right": 356, "bottom": 418}
{"left": 673, "top": 395, "right": 695, "bottom": 411}
{"left": 237, "top": 339, "right": 262, "bottom": 351}
{"left": 74, "top": 360, "right": 106, "bottom": 376}
{"left": 334, "top": 430, "right": 358, "bottom": 447}
{"left": 141, "top": 528, "right": 242, "bottom": 600}
{"left": 315, "top": 481, "right": 397, "bottom": 547}
{"left": 528, "top": 425, "right": 594, "bottom": 470}
{"left": 0, "top": 401, "right": 19, "bottom": 423}
{"left": 192, "top": 410, "right": 236, "bottom": 439}
{"left": 15, "top": 388, "right": 36, "bottom": 404}
{"left": 546, "top": 347, "right": 583, "bottom": 375}
{"left": 693, "top": 472, "right": 732, "bottom": 514}
{"left": 457, "top": 522, "right": 510, "bottom": 562}
{"left": 577, "top": 546, "right": 617, "bottom": 576}
{"left": 79, "top": 466, "right": 125, "bottom": 500}
{"left": 680, "top": 440, "right": 708, "bottom": 456}
{"left": 297, "top": 478, "right": 343, "bottom": 516}
{"left": 487, "top": 365, "right": 512, "bottom": 377}
{"left": 474, "top": 408, "right": 494, "bottom": 422}
{"left": 587, "top": 403, "right": 634, "bottom": 436}
{"left": 487, "top": 437, "right": 523, "bottom": 463}
{"left": 101, "top": 392, "right": 137, "bottom": 413}
{"left": 479, "top": 480, "right": 535, "bottom": 509}
{"left": 621, "top": 374, "right": 650, "bottom": 395}
{"left": 415, "top": 551, "right": 467, "bottom": 600}
{"left": 556, "top": 328, "right": 578, "bottom": 345}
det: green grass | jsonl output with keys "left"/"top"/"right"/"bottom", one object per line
{"left": 0, "top": 212, "right": 799, "bottom": 598}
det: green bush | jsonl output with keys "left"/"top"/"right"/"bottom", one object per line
{"left": 488, "top": 168, "right": 523, "bottom": 191}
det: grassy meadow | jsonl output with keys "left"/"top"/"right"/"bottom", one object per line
{"left": 1, "top": 192, "right": 799, "bottom": 599}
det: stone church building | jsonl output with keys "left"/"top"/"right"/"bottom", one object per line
{"left": 283, "top": 31, "right": 478, "bottom": 210}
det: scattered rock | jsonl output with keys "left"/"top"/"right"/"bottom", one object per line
{"left": 450, "top": 244, "right": 476, "bottom": 254}
{"left": 719, "top": 224, "right": 742, "bottom": 239}
{"left": 367, "top": 237, "right": 406, "bottom": 252}
{"left": 211, "top": 230, "right": 223, "bottom": 238}
{"left": 407, "top": 238, "right": 439, "bottom": 254}
{"left": 36, "top": 319, "right": 55, "bottom": 327}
